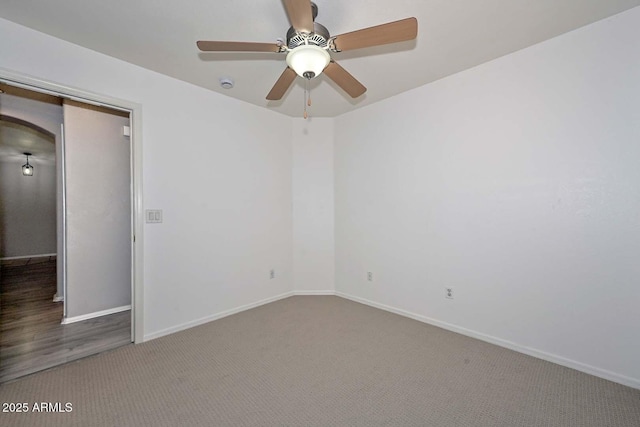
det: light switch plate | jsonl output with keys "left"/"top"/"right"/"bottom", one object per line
{"left": 146, "top": 209, "right": 162, "bottom": 223}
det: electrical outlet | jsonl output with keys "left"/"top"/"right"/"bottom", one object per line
{"left": 367, "top": 272, "right": 373, "bottom": 282}
{"left": 270, "top": 269, "right": 275, "bottom": 279}
{"left": 445, "top": 287, "right": 454, "bottom": 299}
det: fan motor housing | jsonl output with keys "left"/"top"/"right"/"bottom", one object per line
{"left": 286, "top": 22, "right": 330, "bottom": 48}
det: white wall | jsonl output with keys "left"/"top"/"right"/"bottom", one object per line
{"left": 0, "top": 17, "right": 293, "bottom": 338}
{"left": 334, "top": 7, "right": 640, "bottom": 388}
{"left": 63, "top": 103, "right": 131, "bottom": 318}
{"left": 0, "top": 158, "right": 56, "bottom": 257}
{"left": 292, "top": 118, "right": 334, "bottom": 293}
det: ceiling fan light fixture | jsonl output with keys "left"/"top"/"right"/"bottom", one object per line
{"left": 286, "top": 45, "right": 330, "bottom": 79}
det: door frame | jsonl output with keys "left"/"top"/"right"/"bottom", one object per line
{"left": 0, "top": 68, "right": 144, "bottom": 343}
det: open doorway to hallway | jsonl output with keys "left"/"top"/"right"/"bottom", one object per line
{"left": 0, "top": 82, "right": 134, "bottom": 383}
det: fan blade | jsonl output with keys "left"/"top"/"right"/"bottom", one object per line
{"left": 283, "top": 0, "right": 314, "bottom": 33}
{"left": 323, "top": 61, "right": 367, "bottom": 98}
{"left": 197, "top": 41, "right": 281, "bottom": 52}
{"left": 266, "top": 67, "right": 298, "bottom": 100}
{"left": 332, "top": 17, "right": 417, "bottom": 52}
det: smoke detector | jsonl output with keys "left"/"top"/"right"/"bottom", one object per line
{"left": 219, "top": 78, "right": 234, "bottom": 89}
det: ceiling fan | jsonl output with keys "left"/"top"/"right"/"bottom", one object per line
{"left": 197, "top": 0, "right": 417, "bottom": 105}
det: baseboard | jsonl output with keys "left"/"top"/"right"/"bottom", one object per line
{"left": 335, "top": 291, "right": 640, "bottom": 390}
{"left": 293, "top": 290, "right": 336, "bottom": 296}
{"left": 62, "top": 305, "right": 131, "bottom": 325}
{"left": 144, "top": 291, "right": 295, "bottom": 342}
{"left": 1, "top": 253, "right": 57, "bottom": 260}
{"left": 52, "top": 293, "right": 64, "bottom": 302}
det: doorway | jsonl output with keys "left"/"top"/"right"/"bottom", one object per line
{"left": 0, "top": 76, "right": 142, "bottom": 382}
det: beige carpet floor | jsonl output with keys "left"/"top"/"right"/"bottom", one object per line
{"left": 0, "top": 296, "right": 638, "bottom": 426}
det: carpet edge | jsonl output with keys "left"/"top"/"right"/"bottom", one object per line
{"left": 143, "top": 291, "right": 295, "bottom": 341}
{"left": 335, "top": 291, "right": 640, "bottom": 390}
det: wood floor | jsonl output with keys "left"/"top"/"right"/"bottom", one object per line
{"left": 0, "top": 257, "right": 131, "bottom": 383}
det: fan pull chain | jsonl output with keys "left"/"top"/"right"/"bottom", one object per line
{"left": 303, "top": 79, "right": 309, "bottom": 119}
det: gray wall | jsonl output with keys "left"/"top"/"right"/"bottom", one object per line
{"left": 0, "top": 158, "right": 56, "bottom": 257}
{"left": 0, "top": 94, "right": 61, "bottom": 262}
{"left": 63, "top": 102, "right": 131, "bottom": 318}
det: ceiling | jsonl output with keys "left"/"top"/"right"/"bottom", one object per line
{"left": 1, "top": 0, "right": 638, "bottom": 118}
{"left": 0, "top": 117, "right": 56, "bottom": 164}
{"left": 0, "top": 84, "right": 61, "bottom": 164}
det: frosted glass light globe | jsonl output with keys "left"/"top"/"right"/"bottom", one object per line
{"left": 286, "top": 45, "right": 330, "bottom": 79}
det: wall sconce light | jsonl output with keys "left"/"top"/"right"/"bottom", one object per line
{"left": 22, "top": 152, "right": 34, "bottom": 176}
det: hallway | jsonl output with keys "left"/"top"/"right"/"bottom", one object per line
{"left": 0, "top": 256, "right": 130, "bottom": 383}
